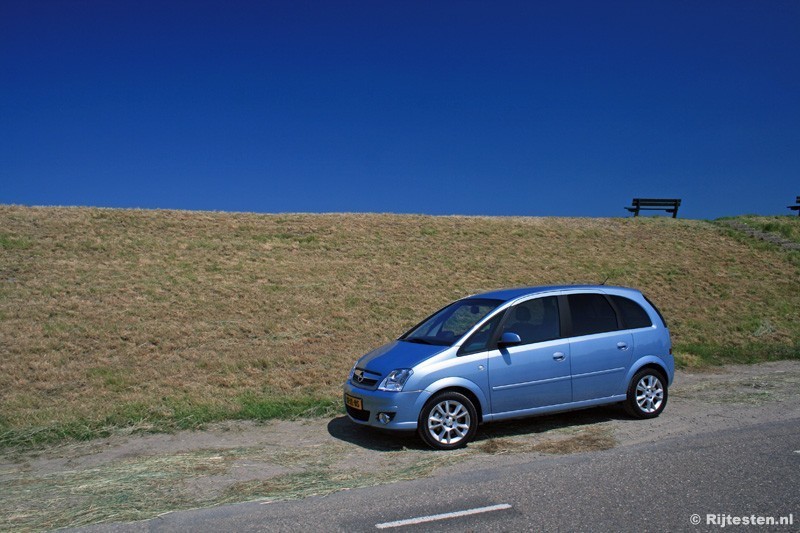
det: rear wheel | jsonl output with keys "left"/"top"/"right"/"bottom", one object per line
{"left": 625, "top": 368, "right": 668, "bottom": 418}
{"left": 418, "top": 392, "right": 478, "bottom": 450}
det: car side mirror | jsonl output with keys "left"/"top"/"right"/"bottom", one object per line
{"left": 498, "top": 331, "right": 522, "bottom": 348}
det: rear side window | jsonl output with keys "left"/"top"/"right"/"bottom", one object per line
{"left": 610, "top": 295, "right": 653, "bottom": 329}
{"left": 567, "top": 294, "right": 618, "bottom": 336}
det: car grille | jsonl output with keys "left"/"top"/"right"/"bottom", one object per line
{"left": 351, "top": 368, "right": 381, "bottom": 389}
{"left": 346, "top": 405, "right": 370, "bottom": 422}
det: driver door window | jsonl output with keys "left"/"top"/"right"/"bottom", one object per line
{"left": 502, "top": 296, "right": 561, "bottom": 345}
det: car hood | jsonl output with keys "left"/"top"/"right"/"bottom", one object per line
{"left": 358, "top": 340, "right": 447, "bottom": 376}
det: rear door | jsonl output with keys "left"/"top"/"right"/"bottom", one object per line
{"left": 564, "top": 292, "right": 633, "bottom": 401}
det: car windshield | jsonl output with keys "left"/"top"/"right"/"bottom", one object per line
{"left": 399, "top": 298, "right": 503, "bottom": 346}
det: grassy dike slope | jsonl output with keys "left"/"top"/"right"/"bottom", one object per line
{"left": 1, "top": 206, "right": 798, "bottom": 447}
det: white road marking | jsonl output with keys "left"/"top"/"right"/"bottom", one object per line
{"left": 794, "top": 450, "right": 800, "bottom": 454}
{"left": 375, "top": 503, "right": 512, "bottom": 529}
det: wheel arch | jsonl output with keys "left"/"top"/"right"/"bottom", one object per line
{"left": 627, "top": 359, "right": 670, "bottom": 386}
{"left": 419, "top": 377, "right": 488, "bottom": 424}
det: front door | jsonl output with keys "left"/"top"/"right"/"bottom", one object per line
{"left": 487, "top": 296, "right": 572, "bottom": 414}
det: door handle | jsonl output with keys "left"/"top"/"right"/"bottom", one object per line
{"left": 553, "top": 352, "right": 566, "bottom": 361}
{"left": 617, "top": 342, "right": 628, "bottom": 351}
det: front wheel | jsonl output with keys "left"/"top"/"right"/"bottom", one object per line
{"left": 418, "top": 392, "right": 478, "bottom": 450}
{"left": 624, "top": 368, "right": 668, "bottom": 418}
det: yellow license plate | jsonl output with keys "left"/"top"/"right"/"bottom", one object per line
{"left": 345, "top": 394, "right": 363, "bottom": 410}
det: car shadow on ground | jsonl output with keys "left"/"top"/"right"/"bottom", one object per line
{"left": 327, "top": 416, "right": 426, "bottom": 451}
{"left": 327, "top": 405, "right": 629, "bottom": 452}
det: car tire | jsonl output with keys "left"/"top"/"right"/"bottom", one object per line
{"left": 418, "top": 391, "right": 478, "bottom": 450}
{"left": 624, "top": 368, "right": 668, "bottom": 419}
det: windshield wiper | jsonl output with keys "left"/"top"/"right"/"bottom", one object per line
{"left": 403, "top": 337, "right": 434, "bottom": 345}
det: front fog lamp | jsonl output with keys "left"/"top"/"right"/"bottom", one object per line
{"left": 377, "top": 368, "right": 413, "bottom": 392}
{"left": 377, "top": 412, "right": 395, "bottom": 424}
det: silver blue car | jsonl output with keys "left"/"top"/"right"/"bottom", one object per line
{"left": 343, "top": 285, "right": 674, "bottom": 449}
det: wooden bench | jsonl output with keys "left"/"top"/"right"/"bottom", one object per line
{"left": 789, "top": 196, "right": 800, "bottom": 216}
{"left": 625, "top": 198, "right": 681, "bottom": 218}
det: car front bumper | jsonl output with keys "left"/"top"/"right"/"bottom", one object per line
{"left": 342, "top": 381, "right": 431, "bottom": 430}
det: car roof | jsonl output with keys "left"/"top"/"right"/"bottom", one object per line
{"left": 470, "top": 285, "right": 642, "bottom": 303}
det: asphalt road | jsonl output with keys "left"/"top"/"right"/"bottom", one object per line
{"left": 82, "top": 417, "right": 800, "bottom": 532}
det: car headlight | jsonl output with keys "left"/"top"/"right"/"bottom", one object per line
{"left": 378, "top": 369, "right": 414, "bottom": 392}
{"left": 348, "top": 362, "right": 358, "bottom": 381}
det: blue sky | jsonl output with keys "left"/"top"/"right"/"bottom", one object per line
{"left": 2, "top": 1, "right": 798, "bottom": 219}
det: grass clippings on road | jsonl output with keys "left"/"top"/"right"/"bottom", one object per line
{"left": 477, "top": 425, "right": 615, "bottom": 456}
{"left": 0, "top": 421, "right": 601, "bottom": 531}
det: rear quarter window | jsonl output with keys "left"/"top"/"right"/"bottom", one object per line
{"left": 610, "top": 295, "right": 653, "bottom": 329}
{"left": 643, "top": 295, "right": 668, "bottom": 328}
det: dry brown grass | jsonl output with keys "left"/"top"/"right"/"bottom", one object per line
{"left": 478, "top": 425, "right": 616, "bottom": 455}
{"left": 1, "top": 206, "right": 798, "bottom": 441}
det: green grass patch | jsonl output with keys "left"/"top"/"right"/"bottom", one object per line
{"left": 0, "top": 233, "right": 31, "bottom": 250}
{"left": 723, "top": 215, "right": 800, "bottom": 244}
{"left": 237, "top": 394, "right": 339, "bottom": 420}
{"left": 715, "top": 217, "right": 800, "bottom": 270}
{"left": 0, "top": 396, "right": 340, "bottom": 451}
{"left": 674, "top": 342, "right": 800, "bottom": 369}
{"left": 272, "top": 232, "right": 318, "bottom": 245}
{"left": 420, "top": 226, "right": 437, "bottom": 236}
